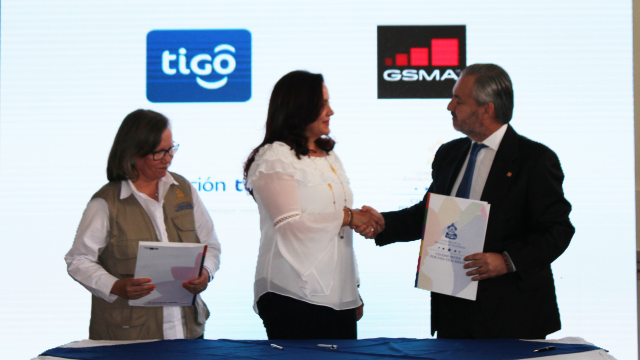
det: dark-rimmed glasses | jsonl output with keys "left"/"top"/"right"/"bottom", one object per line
{"left": 151, "top": 142, "right": 179, "bottom": 161}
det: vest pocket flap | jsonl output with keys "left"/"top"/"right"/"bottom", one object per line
{"left": 113, "top": 239, "right": 152, "bottom": 276}
{"left": 172, "top": 214, "right": 196, "bottom": 231}
{"left": 104, "top": 308, "right": 148, "bottom": 327}
{"left": 113, "top": 240, "right": 145, "bottom": 259}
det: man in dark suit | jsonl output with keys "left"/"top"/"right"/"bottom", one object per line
{"left": 357, "top": 64, "right": 574, "bottom": 339}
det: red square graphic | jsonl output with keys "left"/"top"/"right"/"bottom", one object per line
{"left": 431, "top": 39, "right": 459, "bottom": 66}
{"left": 385, "top": 58, "right": 393, "bottom": 66}
{"left": 410, "top": 48, "right": 429, "bottom": 66}
{"left": 395, "top": 53, "right": 408, "bottom": 66}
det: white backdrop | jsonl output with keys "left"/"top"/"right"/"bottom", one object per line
{"left": 0, "top": 1, "right": 636, "bottom": 359}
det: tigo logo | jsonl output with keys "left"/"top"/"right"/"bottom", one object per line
{"left": 378, "top": 26, "right": 465, "bottom": 99}
{"left": 147, "top": 30, "right": 251, "bottom": 103}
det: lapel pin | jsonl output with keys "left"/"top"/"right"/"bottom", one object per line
{"left": 507, "top": 172, "right": 512, "bottom": 177}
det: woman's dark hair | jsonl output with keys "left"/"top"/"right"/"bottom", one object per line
{"left": 106, "top": 109, "right": 170, "bottom": 182}
{"left": 243, "top": 70, "right": 335, "bottom": 188}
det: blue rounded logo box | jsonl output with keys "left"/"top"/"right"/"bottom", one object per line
{"left": 147, "top": 29, "right": 252, "bottom": 103}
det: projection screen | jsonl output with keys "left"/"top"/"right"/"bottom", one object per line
{"left": 0, "top": 1, "right": 635, "bottom": 358}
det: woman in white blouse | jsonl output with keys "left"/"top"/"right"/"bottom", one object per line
{"left": 244, "top": 71, "right": 384, "bottom": 339}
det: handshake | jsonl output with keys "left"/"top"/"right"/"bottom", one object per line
{"left": 348, "top": 206, "right": 385, "bottom": 239}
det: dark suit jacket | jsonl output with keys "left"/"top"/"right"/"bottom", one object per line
{"left": 376, "top": 125, "right": 574, "bottom": 339}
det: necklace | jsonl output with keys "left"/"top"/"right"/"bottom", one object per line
{"left": 153, "top": 182, "right": 159, "bottom": 201}
{"left": 325, "top": 158, "right": 348, "bottom": 239}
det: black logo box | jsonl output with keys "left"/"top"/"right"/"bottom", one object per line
{"left": 378, "top": 25, "right": 466, "bottom": 99}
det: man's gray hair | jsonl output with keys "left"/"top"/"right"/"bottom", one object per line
{"left": 461, "top": 64, "right": 514, "bottom": 124}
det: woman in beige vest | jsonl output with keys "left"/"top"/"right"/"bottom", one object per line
{"left": 65, "top": 109, "right": 221, "bottom": 340}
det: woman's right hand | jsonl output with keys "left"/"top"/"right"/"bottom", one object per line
{"left": 350, "top": 208, "right": 385, "bottom": 234}
{"left": 110, "top": 278, "right": 155, "bottom": 300}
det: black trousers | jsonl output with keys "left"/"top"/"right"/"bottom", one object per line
{"left": 257, "top": 292, "right": 357, "bottom": 340}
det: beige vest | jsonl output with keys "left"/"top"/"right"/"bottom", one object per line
{"left": 88, "top": 172, "right": 209, "bottom": 340}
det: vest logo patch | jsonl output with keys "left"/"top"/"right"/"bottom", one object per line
{"left": 175, "top": 201, "right": 194, "bottom": 212}
{"left": 172, "top": 188, "right": 192, "bottom": 205}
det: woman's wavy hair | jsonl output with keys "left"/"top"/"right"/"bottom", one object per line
{"left": 106, "top": 109, "right": 169, "bottom": 182}
{"left": 243, "top": 70, "right": 335, "bottom": 191}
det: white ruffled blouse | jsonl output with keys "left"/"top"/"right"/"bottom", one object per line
{"left": 247, "top": 141, "right": 361, "bottom": 312}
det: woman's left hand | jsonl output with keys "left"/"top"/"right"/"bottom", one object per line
{"left": 183, "top": 268, "right": 210, "bottom": 295}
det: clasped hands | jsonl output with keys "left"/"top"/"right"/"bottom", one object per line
{"left": 110, "top": 268, "right": 211, "bottom": 300}
{"left": 348, "top": 206, "right": 385, "bottom": 239}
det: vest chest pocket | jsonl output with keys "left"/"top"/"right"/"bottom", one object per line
{"left": 171, "top": 214, "right": 198, "bottom": 243}
{"left": 112, "top": 239, "right": 149, "bottom": 277}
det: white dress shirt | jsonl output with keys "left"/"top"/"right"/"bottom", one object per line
{"left": 449, "top": 124, "right": 516, "bottom": 271}
{"left": 65, "top": 172, "right": 221, "bottom": 339}
{"left": 246, "top": 142, "right": 361, "bottom": 312}
{"left": 450, "top": 124, "right": 509, "bottom": 200}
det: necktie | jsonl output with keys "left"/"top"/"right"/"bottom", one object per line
{"left": 455, "top": 142, "right": 487, "bottom": 199}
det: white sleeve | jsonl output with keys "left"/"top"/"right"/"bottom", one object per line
{"left": 252, "top": 171, "right": 344, "bottom": 278}
{"left": 354, "top": 252, "right": 360, "bottom": 287}
{"left": 64, "top": 198, "right": 119, "bottom": 303}
{"left": 191, "top": 184, "right": 221, "bottom": 282}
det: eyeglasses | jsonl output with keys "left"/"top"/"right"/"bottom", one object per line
{"left": 151, "top": 142, "right": 179, "bottom": 161}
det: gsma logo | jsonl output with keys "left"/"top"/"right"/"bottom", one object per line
{"left": 147, "top": 29, "right": 251, "bottom": 103}
{"left": 378, "top": 25, "right": 466, "bottom": 99}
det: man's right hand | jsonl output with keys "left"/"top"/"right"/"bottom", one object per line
{"left": 110, "top": 277, "right": 155, "bottom": 300}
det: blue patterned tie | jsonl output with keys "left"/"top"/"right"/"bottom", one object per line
{"left": 455, "top": 142, "right": 488, "bottom": 199}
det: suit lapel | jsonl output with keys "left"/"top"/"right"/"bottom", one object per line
{"left": 480, "top": 125, "right": 520, "bottom": 204}
{"left": 441, "top": 139, "right": 471, "bottom": 196}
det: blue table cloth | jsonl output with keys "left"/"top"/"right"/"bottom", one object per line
{"left": 41, "top": 338, "right": 602, "bottom": 360}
